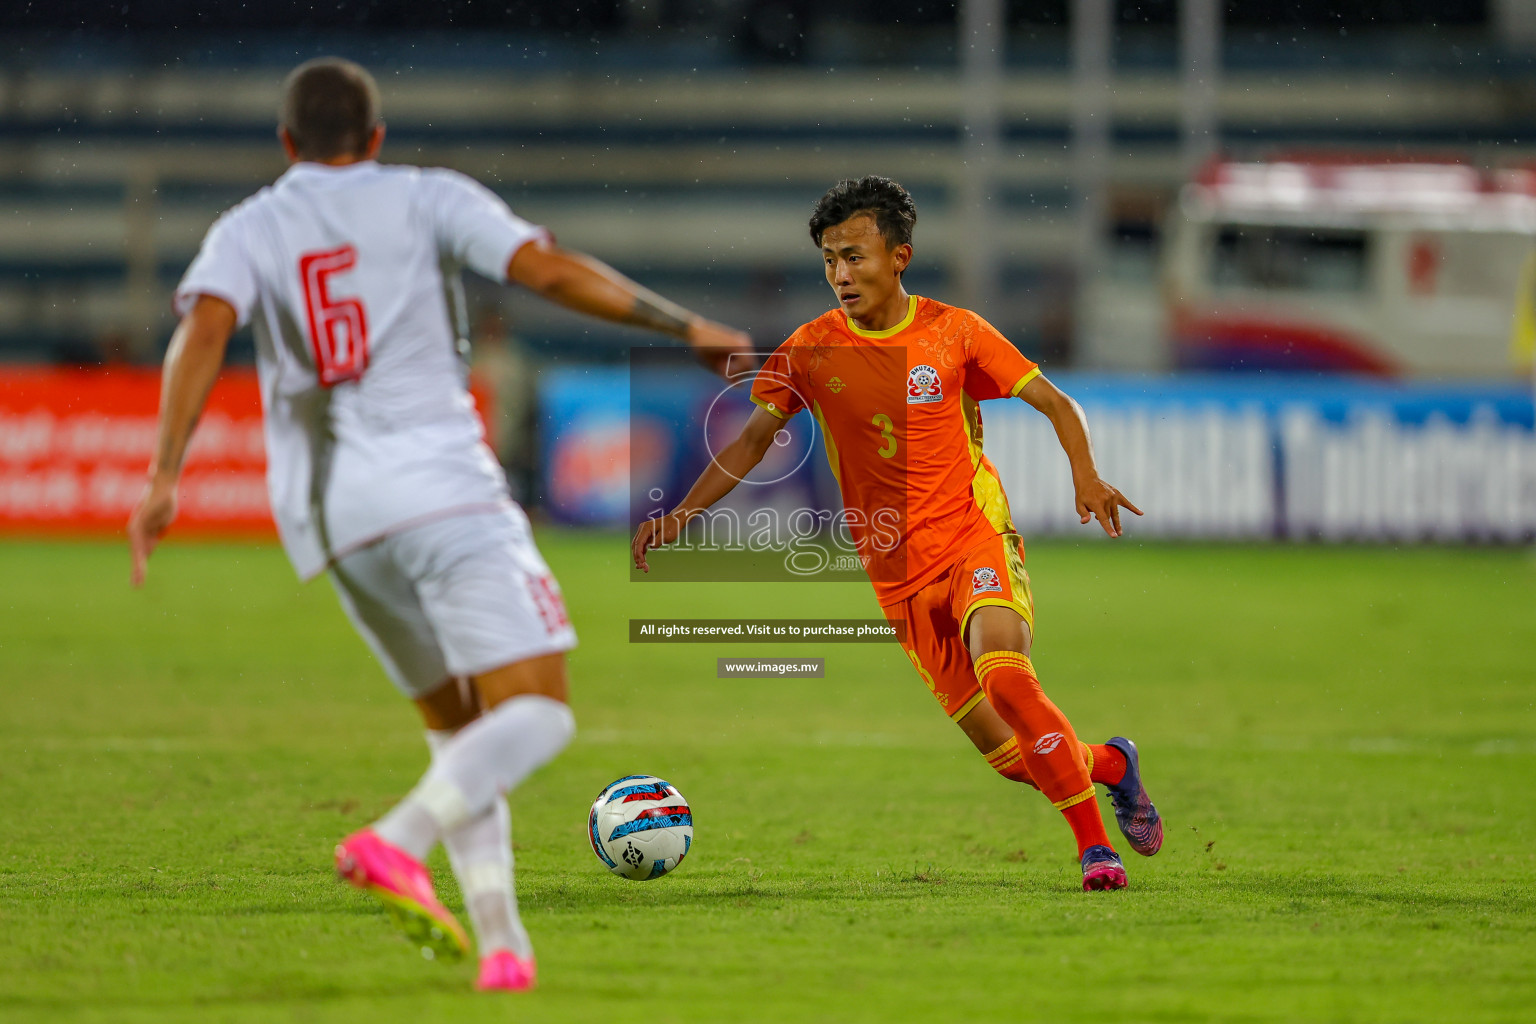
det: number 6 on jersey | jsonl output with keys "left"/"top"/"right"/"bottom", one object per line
{"left": 300, "top": 244, "right": 369, "bottom": 385}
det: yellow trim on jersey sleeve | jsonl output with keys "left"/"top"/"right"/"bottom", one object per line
{"left": 750, "top": 394, "right": 789, "bottom": 420}
{"left": 1010, "top": 366, "right": 1042, "bottom": 397}
{"left": 844, "top": 294, "right": 918, "bottom": 338}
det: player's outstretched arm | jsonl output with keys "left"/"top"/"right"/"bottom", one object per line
{"left": 631, "top": 404, "right": 782, "bottom": 572}
{"left": 507, "top": 240, "right": 750, "bottom": 377}
{"left": 127, "top": 294, "right": 237, "bottom": 586}
{"left": 1018, "top": 373, "right": 1142, "bottom": 538}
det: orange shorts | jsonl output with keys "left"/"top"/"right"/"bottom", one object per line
{"left": 881, "top": 532, "right": 1034, "bottom": 722}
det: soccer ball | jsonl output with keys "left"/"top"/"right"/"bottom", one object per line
{"left": 588, "top": 775, "right": 693, "bottom": 880}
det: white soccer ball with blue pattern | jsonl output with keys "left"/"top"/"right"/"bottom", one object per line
{"left": 588, "top": 775, "right": 693, "bottom": 880}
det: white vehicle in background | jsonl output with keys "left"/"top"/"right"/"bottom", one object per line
{"left": 1162, "top": 159, "right": 1536, "bottom": 377}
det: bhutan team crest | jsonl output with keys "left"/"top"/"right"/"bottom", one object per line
{"left": 972, "top": 567, "right": 1003, "bottom": 594}
{"left": 906, "top": 364, "right": 943, "bottom": 404}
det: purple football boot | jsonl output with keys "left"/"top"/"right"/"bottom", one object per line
{"left": 1105, "top": 736, "right": 1163, "bottom": 857}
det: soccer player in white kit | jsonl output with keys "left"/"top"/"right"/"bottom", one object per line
{"left": 126, "top": 58, "right": 750, "bottom": 992}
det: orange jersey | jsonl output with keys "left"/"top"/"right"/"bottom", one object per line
{"left": 750, "top": 294, "right": 1040, "bottom": 603}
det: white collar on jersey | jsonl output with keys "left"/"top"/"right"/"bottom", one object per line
{"left": 281, "top": 159, "right": 381, "bottom": 181}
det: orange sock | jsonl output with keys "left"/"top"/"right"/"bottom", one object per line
{"left": 990, "top": 738, "right": 1125, "bottom": 789}
{"left": 974, "top": 651, "right": 1113, "bottom": 857}
{"left": 1085, "top": 743, "right": 1127, "bottom": 787}
{"left": 983, "top": 736, "right": 1039, "bottom": 789}
{"left": 1060, "top": 800, "right": 1112, "bottom": 858}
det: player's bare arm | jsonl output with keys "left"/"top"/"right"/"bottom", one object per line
{"left": 127, "top": 294, "right": 238, "bottom": 586}
{"left": 507, "top": 240, "right": 749, "bottom": 376}
{"left": 1017, "top": 373, "right": 1142, "bottom": 538}
{"left": 631, "top": 403, "right": 781, "bottom": 572}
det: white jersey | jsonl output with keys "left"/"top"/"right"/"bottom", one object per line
{"left": 175, "top": 160, "right": 546, "bottom": 579}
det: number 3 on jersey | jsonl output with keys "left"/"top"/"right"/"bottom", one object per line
{"left": 299, "top": 245, "right": 369, "bottom": 386}
{"left": 872, "top": 413, "right": 898, "bottom": 458}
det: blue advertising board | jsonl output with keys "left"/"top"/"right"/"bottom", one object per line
{"left": 541, "top": 367, "right": 1536, "bottom": 542}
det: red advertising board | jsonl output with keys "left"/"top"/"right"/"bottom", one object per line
{"left": 0, "top": 366, "right": 273, "bottom": 537}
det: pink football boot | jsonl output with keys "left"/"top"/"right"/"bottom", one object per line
{"left": 335, "top": 828, "right": 468, "bottom": 959}
{"left": 1080, "top": 844, "right": 1129, "bottom": 891}
{"left": 476, "top": 950, "right": 538, "bottom": 992}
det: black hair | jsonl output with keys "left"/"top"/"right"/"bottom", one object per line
{"left": 281, "top": 57, "right": 381, "bottom": 161}
{"left": 808, "top": 176, "right": 918, "bottom": 250}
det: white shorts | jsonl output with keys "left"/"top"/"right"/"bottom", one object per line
{"left": 327, "top": 504, "right": 578, "bottom": 699}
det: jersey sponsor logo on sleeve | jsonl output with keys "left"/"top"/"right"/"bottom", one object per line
{"left": 971, "top": 566, "right": 1003, "bottom": 594}
{"left": 906, "top": 364, "right": 943, "bottom": 404}
{"left": 1032, "top": 732, "right": 1066, "bottom": 755}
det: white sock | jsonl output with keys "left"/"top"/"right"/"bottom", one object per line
{"left": 423, "top": 730, "right": 533, "bottom": 959}
{"left": 374, "top": 694, "right": 574, "bottom": 862}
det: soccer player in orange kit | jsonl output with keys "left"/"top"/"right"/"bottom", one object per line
{"left": 631, "top": 176, "right": 1162, "bottom": 890}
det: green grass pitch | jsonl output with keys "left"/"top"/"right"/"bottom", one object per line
{"left": 1, "top": 533, "right": 1533, "bottom": 1023}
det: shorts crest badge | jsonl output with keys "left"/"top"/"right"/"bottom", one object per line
{"left": 972, "top": 567, "right": 1003, "bottom": 594}
{"left": 906, "top": 364, "right": 943, "bottom": 404}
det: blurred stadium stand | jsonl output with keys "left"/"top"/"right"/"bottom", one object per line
{"left": 4, "top": 3, "right": 1532, "bottom": 540}
{"left": 3, "top": 1, "right": 1535, "bottom": 368}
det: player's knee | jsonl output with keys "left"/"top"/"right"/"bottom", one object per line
{"left": 973, "top": 654, "right": 1047, "bottom": 731}
{"left": 474, "top": 651, "right": 570, "bottom": 708}
{"left": 414, "top": 676, "right": 481, "bottom": 730}
{"left": 546, "top": 696, "right": 577, "bottom": 744}
{"left": 965, "top": 605, "right": 1032, "bottom": 661}
{"left": 515, "top": 691, "right": 577, "bottom": 759}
